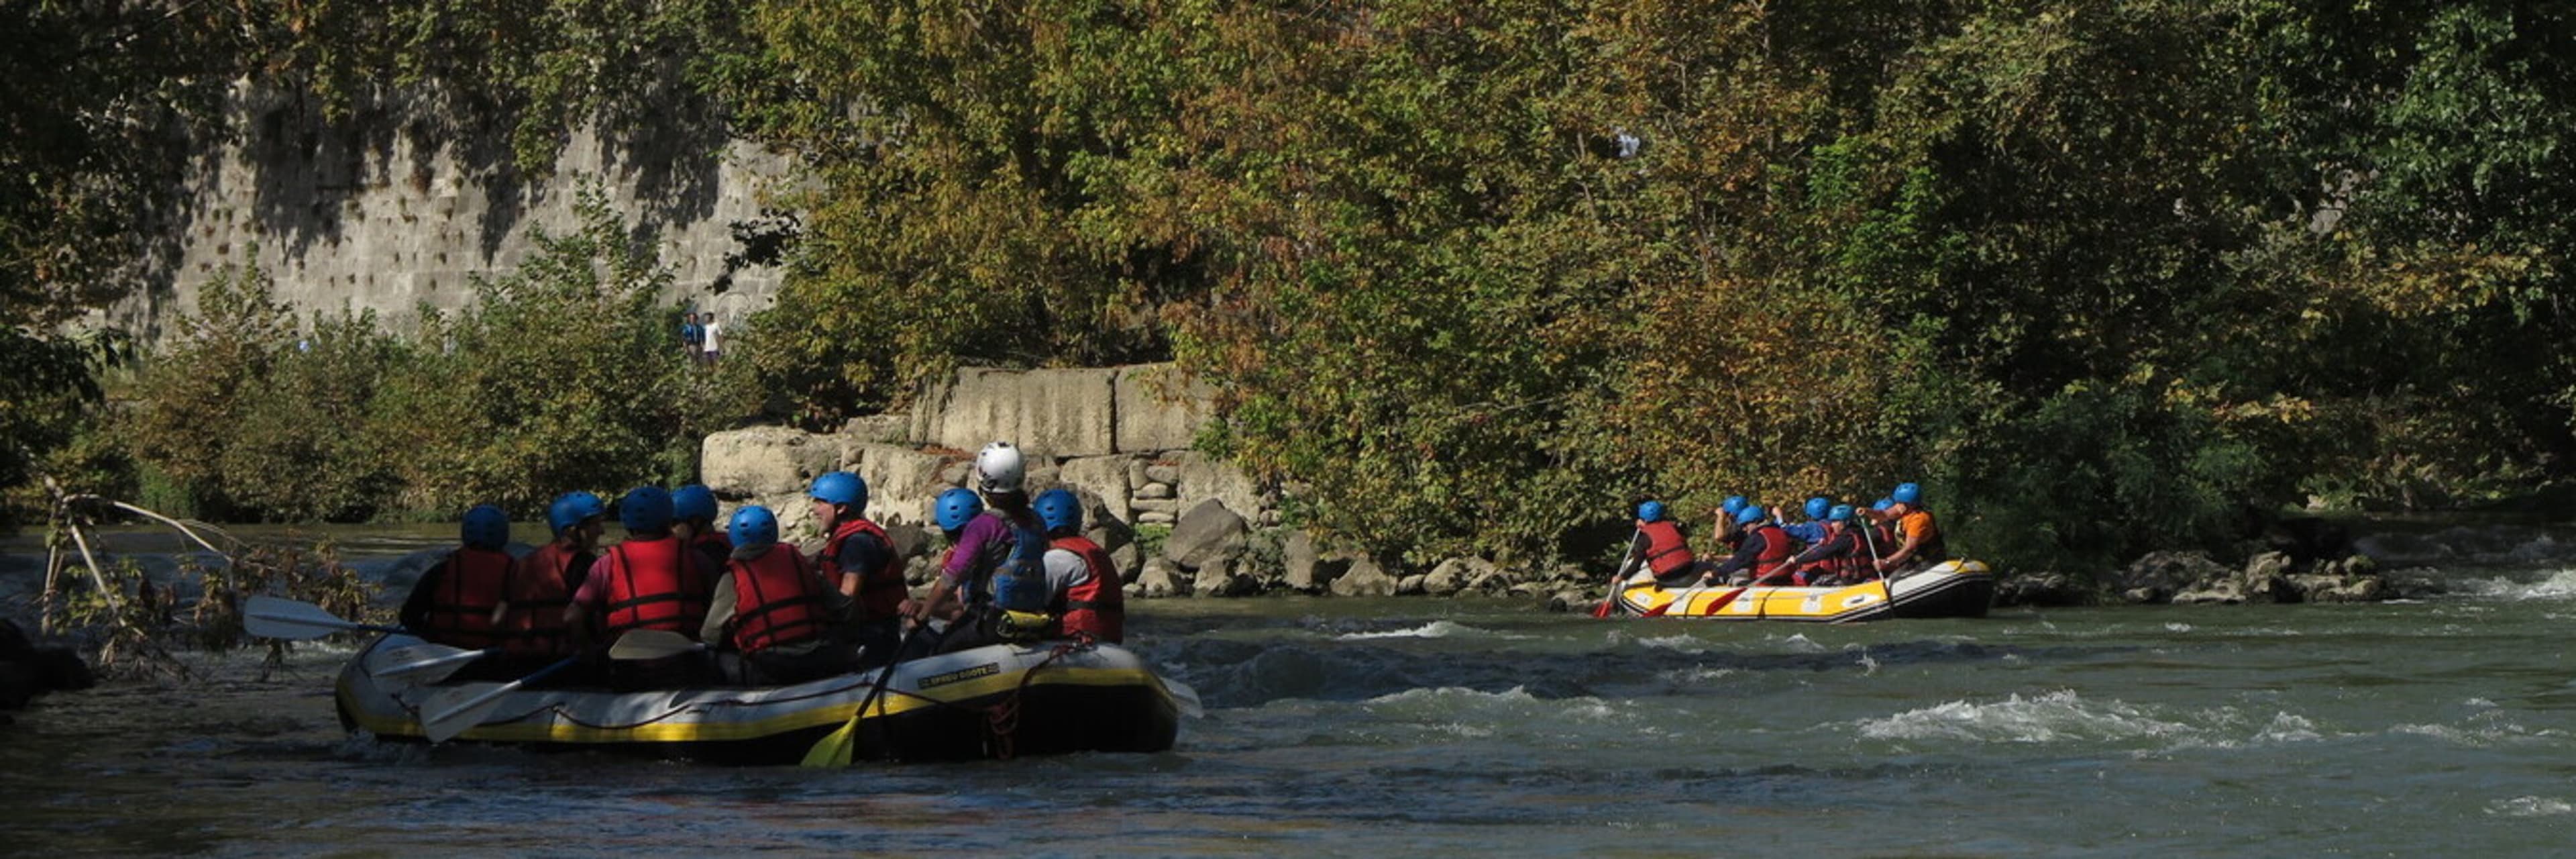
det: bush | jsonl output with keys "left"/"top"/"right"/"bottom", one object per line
{"left": 119, "top": 185, "right": 760, "bottom": 523}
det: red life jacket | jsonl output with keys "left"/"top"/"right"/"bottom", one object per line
{"left": 1795, "top": 524, "right": 1872, "bottom": 582}
{"left": 690, "top": 529, "right": 733, "bottom": 567}
{"left": 602, "top": 536, "right": 712, "bottom": 638}
{"left": 1050, "top": 535, "right": 1124, "bottom": 643}
{"left": 1639, "top": 521, "right": 1695, "bottom": 576}
{"left": 1750, "top": 524, "right": 1793, "bottom": 562}
{"left": 818, "top": 518, "right": 907, "bottom": 621}
{"left": 503, "top": 542, "right": 584, "bottom": 656}
{"left": 421, "top": 548, "right": 513, "bottom": 649}
{"left": 725, "top": 545, "right": 829, "bottom": 654}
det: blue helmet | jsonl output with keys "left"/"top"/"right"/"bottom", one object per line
{"left": 672, "top": 485, "right": 718, "bottom": 522}
{"left": 1892, "top": 483, "right": 1923, "bottom": 505}
{"left": 1735, "top": 503, "right": 1768, "bottom": 525}
{"left": 1828, "top": 503, "right": 1855, "bottom": 523}
{"left": 727, "top": 505, "right": 780, "bottom": 548}
{"left": 1721, "top": 495, "right": 1748, "bottom": 517}
{"left": 1637, "top": 500, "right": 1668, "bottom": 523}
{"left": 1803, "top": 496, "right": 1832, "bottom": 521}
{"left": 934, "top": 487, "right": 983, "bottom": 532}
{"left": 547, "top": 491, "right": 606, "bottom": 536}
{"left": 461, "top": 504, "right": 510, "bottom": 550}
{"left": 810, "top": 471, "right": 867, "bottom": 509}
{"left": 1034, "top": 489, "right": 1083, "bottom": 534}
{"left": 619, "top": 486, "right": 674, "bottom": 532}
{"left": 1872, "top": 498, "right": 1895, "bottom": 511}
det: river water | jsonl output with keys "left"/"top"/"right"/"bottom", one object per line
{"left": 3, "top": 523, "right": 2574, "bottom": 856}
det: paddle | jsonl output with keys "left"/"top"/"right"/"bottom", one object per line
{"left": 243, "top": 595, "right": 404, "bottom": 640}
{"left": 800, "top": 625, "right": 920, "bottom": 768}
{"left": 418, "top": 656, "right": 578, "bottom": 744}
{"left": 1162, "top": 676, "right": 1205, "bottom": 719}
{"left": 1591, "top": 527, "right": 1644, "bottom": 619}
{"left": 608, "top": 629, "right": 706, "bottom": 661}
{"left": 366, "top": 643, "right": 493, "bottom": 684}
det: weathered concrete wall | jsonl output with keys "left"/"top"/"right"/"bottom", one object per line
{"left": 112, "top": 85, "right": 790, "bottom": 343}
{"left": 912, "top": 363, "right": 1215, "bottom": 458}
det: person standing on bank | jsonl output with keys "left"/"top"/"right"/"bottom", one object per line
{"left": 1032, "top": 489, "right": 1124, "bottom": 644}
{"left": 808, "top": 471, "right": 906, "bottom": 667}
{"left": 700, "top": 313, "right": 723, "bottom": 365}
{"left": 908, "top": 442, "right": 1054, "bottom": 654}
{"left": 681, "top": 312, "right": 704, "bottom": 364}
{"left": 699, "top": 505, "right": 854, "bottom": 685}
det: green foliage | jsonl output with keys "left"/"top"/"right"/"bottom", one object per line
{"left": 21, "top": 0, "right": 2576, "bottom": 576}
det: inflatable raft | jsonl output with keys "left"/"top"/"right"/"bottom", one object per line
{"left": 1607, "top": 560, "right": 1996, "bottom": 622}
{"left": 335, "top": 634, "right": 1187, "bottom": 764}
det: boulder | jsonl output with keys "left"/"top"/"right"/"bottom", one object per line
{"left": 839, "top": 413, "right": 914, "bottom": 444}
{"left": 2323, "top": 554, "right": 2379, "bottom": 578}
{"left": 2122, "top": 587, "right": 2169, "bottom": 605}
{"left": 2118, "top": 551, "right": 2232, "bottom": 595}
{"left": 1113, "top": 363, "right": 1217, "bottom": 453}
{"left": 1194, "top": 561, "right": 1263, "bottom": 597}
{"left": 1055, "top": 456, "right": 1135, "bottom": 523}
{"left": 2243, "top": 551, "right": 2294, "bottom": 580}
{"left": 1165, "top": 499, "right": 1250, "bottom": 572}
{"left": 1547, "top": 590, "right": 1591, "bottom": 613}
{"left": 700, "top": 425, "right": 839, "bottom": 499}
{"left": 1993, "top": 572, "right": 2096, "bottom": 607}
{"left": 881, "top": 521, "right": 931, "bottom": 561}
{"left": 913, "top": 366, "right": 1120, "bottom": 458}
{"left": 1396, "top": 574, "right": 1428, "bottom": 596}
{"left": 1165, "top": 452, "right": 1269, "bottom": 528}
{"left": 1281, "top": 531, "right": 1346, "bottom": 593}
{"left": 2243, "top": 572, "right": 2302, "bottom": 604}
{"left": 1330, "top": 556, "right": 1401, "bottom": 597}
{"left": 2291, "top": 574, "right": 2386, "bottom": 603}
{"left": 1136, "top": 558, "right": 1190, "bottom": 598}
{"left": 1108, "top": 542, "right": 1142, "bottom": 579}
{"left": 0, "top": 619, "right": 92, "bottom": 711}
{"left": 1423, "top": 559, "right": 1473, "bottom": 597}
{"left": 2171, "top": 580, "right": 2247, "bottom": 605}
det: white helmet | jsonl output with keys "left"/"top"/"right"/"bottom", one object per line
{"left": 974, "top": 441, "right": 1026, "bottom": 493}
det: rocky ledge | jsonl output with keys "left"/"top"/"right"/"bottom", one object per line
{"left": 1993, "top": 549, "right": 2430, "bottom": 608}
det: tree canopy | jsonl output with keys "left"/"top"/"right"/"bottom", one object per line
{"left": 12, "top": 1, "right": 2575, "bottom": 572}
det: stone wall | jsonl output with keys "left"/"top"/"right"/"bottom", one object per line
{"left": 700, "top": 362, "right": 1601, "bottom": 605}
{"left": 111, "top": 85, "right": 790, "bottom": 344}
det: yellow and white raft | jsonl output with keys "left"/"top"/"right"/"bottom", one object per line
{"left": 1609, "top": 560, "right": 1996, "bottom": 622}
{"left": 336, "top": 635, "right": 1187, "bottom": 764}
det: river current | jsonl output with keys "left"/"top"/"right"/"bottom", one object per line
{"left": 2, "top": 524, "right": 2573, "bottom": 856}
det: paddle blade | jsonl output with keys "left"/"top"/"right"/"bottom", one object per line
{"left": 1161, "top": 677, "right": 1205, "bottom": 719}
{"left": 243, "top": 595, "right": 366, "bottom": 640}
{"left": 1697, "top": 587, "right": 1748, "bottom": 617}
{"left": 608, "top": 629, "right": 704, "bottom": 661}
{"left": 420, "top": 682, "right": 517, "bottom": 744}
{"left": 1591, "top": 596, "right": 1614, "bottom": 619}
{"left": 800, "top": 719, "right": 858, "bottom": 768}
{"left": 368, "top": 644, "right": 488, "bottom": 684}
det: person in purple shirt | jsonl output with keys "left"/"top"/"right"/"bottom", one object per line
{"left": 909, "top": 442, "right": 1053, "bottom": 654}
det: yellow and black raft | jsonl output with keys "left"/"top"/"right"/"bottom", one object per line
{"left": 334, "top": 634, "right": 1189, "bottom": 764}
{"left": 1609, "top": 560, "right": 1996, "bottom": 622}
